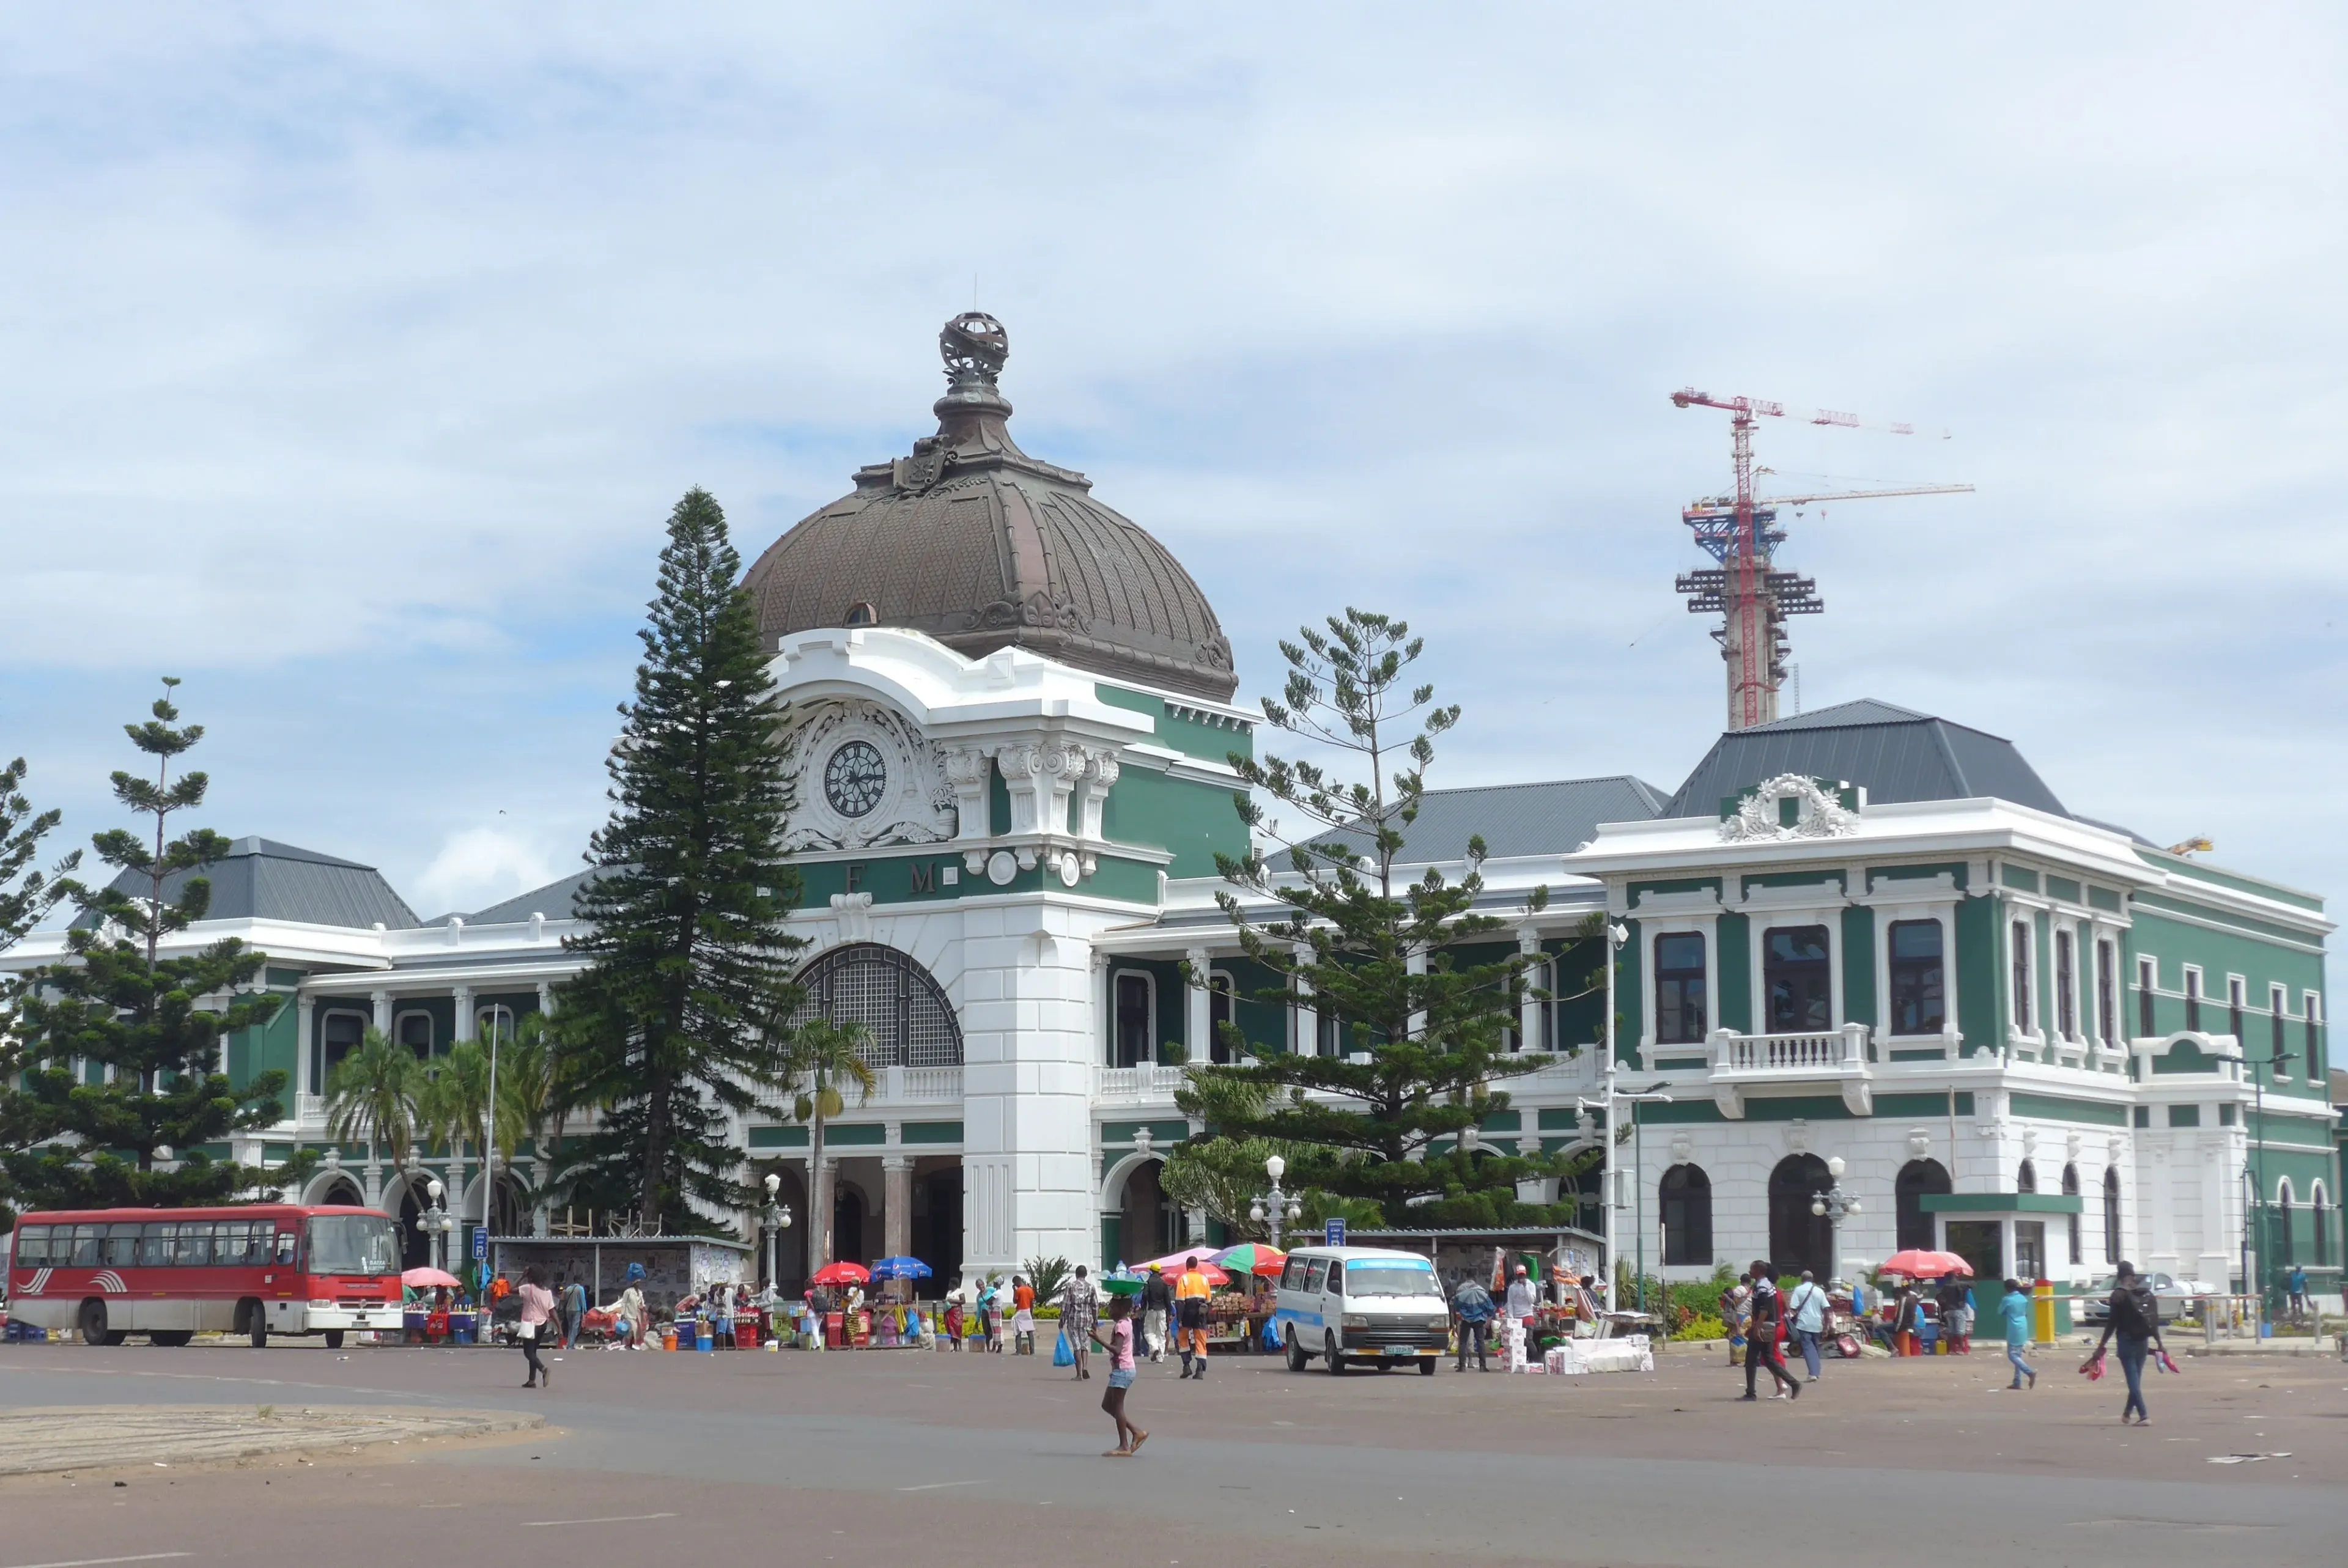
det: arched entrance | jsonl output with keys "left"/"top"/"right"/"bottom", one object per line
{"left": 833, "top": 1185, "right": 866, "bottom": 1264}
{"left": 1895, "top": 1159, "right": 1952, "bottom": 1251}
{"left": 789, "top": 943, "right": 964, "bottom": 1067}
{"left": 1767, "top": 1154, "right": 1833, "bottom": 1279}
{"left": 389, "top": 1176, "right": 435, "bottom": 1270}
{"left": 1115, "top": 1158, "right": 1181, "bottom": 1268}
{"left": 912, "top": 1167, "right": 962, "bottom": 1289}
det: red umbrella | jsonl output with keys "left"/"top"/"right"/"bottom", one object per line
{"left": 812, "top": 1261, "right": 871, "bottom": 1286}
{"left": 1878, "top": 1250, "right": 1972, "bottom": 1279}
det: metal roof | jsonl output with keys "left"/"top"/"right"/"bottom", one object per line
{"left": 463, "top": 868, "right": 600, "bottom": 926}
{"left": 1665, "top": 699, "right": 2070, "bottom": 819}
{"left": 89, "top": 836, "right": 419, "bottom": 930}
{"left": 1310, "top": 775, "right": 1671, "bottom": 863}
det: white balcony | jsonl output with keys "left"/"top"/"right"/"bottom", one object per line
{"left": 1095, "top": 1064, "right": 1189, "bottom": 1105}
{"left": 1706, "top": 1023, "right": 1872, "bottom": 1118}
{"left": 867, "top": 1064, "right": 962, "bottom": 1106}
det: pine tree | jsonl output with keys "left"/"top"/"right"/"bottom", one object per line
{"left": 4, "top": 680, "right": 292, "bottom": 1210}
{"left": 1178, "top": 609, "right": 1598, "bottom": 1229}
{"left": 0, "top": 756, "right": 84, "bottom": 1220}
{"left": 558, "top": 488, "right": 806, "bottom": 1232}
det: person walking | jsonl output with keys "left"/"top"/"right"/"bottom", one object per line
{"left": 1011, "top": 1274, "right": 1036, "bottom": 1355}
{"left": 1060, "top": 1264, "right": 1099, "bottom": 1380}
{"left": 2083, "top": 1261, "right": 2165, "bottom": 1425}
{"left": 1140, "top": 1265, "right": 1172, "bottom": 1363}
{"left": 1452, "top": 1273, "right": 1496, "bottom": 1371}
{"left": 1741, "top": 1262, "right": 1800, "bottom": 1401}
{"left": 1175, "top": 1255, "right": 1213, "bottom": 1378}
{"left": 1785, "top": 1270, "right": 1829, "bottom": 1382}
{"left": 1088, "top": 1292, "right": 1148, "bottom": 1457}
{"left": 1998, "top": 1277, "right": 2037, "bottom": 1389}
{"left": 1502, "top": 1264, "right": 1538, "bottom": 1372}
{"left": 2289, "top": 1264, "right": 2308, "bottom": 1324}
{"left": 516, "top": 1265, "right": 555, "bottom": 1388}
{"left": 561, "top": 1275, "right": 587, "bottom": 1349}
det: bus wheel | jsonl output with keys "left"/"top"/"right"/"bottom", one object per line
{"left": 323, "top": 1330, "right": 345, "bottom": 1349}
{"left": 78, "top": 1299, "right": 109, "bottom": 1347}
{"left": 1285, "top": 1325, "right": 1307, "bottom": 1372}
{"left": 149, "top": 1331, "right": 193, "bottom": 1347}
{"left": 237, "top": 1300, "right": 267, "bottom": 1349}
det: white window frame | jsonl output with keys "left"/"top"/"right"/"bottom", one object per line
{"left": 316, "top": 1006, "right": 370, "bottom": 1095}
{"left": 2181, "top": 964, "right": 2205, "bottom": 1034}
{"left": 2269, "top": 984, "right": 2292, "bottom": 1081}
{"left": 1110, "top": 968, "right": 1157, "bottom": 1069}
{"left": 474, "top": 1003, "right": 518, "bottom": 1046}
{"left": 1857, "top": 872, "right": 1960, "bottom": 1051}
{"left": 1206, "top": 966, "right": 1239, "bottom": 1063}
{"left": 2006, "top": 912, "right": 2039, "bottom": 1045}
{"left": 393, "top": 1007, "right": 437, "bottom": 1056}
{"left": 1629, "top": 886, "right": 1724, "bottom": 1069}
{"left": 1739, "top": 882, "right": 1847, "bottom": 1040}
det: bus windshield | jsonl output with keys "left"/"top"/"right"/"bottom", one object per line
{"left": 304, "top": 1214, "right": 401, "bottom": 1276}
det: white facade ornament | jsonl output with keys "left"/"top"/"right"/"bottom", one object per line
{"left": 1719, "top": 774, "right": 1862, "bottom": 842}
{"left": 829, "top": 892, "right": 875, "bottom": 943}
{"left": 1908, "top": 1129, "right": 1932, "bottom": 1159}
{"left": 1784, "top": 1117, "right": 1810, "bottom": 1155}
{"left": 1669, "top": 1132, "right": 1694, "bottom": 1166}
{"left": 780, "top": 700, "right": 956, "bottom": 852}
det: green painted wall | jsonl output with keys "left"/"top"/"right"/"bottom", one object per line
{"left": 1094, "top": 683, "right": 1255, "bottom": 767}
{"left": 1840, "top": 906, "right": 1877, "bottom": 1034}
{"left": 1717, "top": 912, "right": 1751, "bottom": 1034}
{"left": 1615, "top": 926, "right": 1645, "bottom": 1059}
{"left": 1954, "top": 895, "right": 1998, "bottom": 1057}
{"left": 1099, "top": 762, "right": 1246, "bottom": 880}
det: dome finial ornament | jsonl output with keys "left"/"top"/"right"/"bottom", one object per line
{"left": 940, "top": 311, "right": 1008, "bottom": 389}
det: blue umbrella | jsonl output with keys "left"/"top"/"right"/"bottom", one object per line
{"left": 867, "top": 1256, "right": 933, "bottom": 1281}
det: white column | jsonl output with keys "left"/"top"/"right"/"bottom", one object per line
{"left": 536, "top": 982, "right": 554, "bottom": 1016}
{"left": 1516, "top": 929, "right": 1542, "bottom": 1052}
{"left": 370, "top": 988, "right": 393, "bottom": 1035}
{"left": 451, "top": 984, "right": 474, "bottom": 1044}
{"left": 883, "top": 1155, "right": 914, "bottom": 1261}
{"left": 1093, "top": 952, "right": 1111, "bottom": 1066}
{"left": 1185, "top": 946, "right": 1214, "bottom": 1064}
{"left": 295, "top": 996, "right": 317, "bottom": 1095}
{"left": 811, "top": 1155, "right": 839, "bottom": 1270}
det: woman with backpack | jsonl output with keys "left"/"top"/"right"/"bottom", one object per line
{"left": 2082, "top": 1261, "right": 2167, "bottom": 1425}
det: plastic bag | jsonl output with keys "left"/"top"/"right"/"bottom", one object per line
{"left": 1052, "top": 1329, "right": 1074, "bottom": 1367}
{"left": 2155, "top": 1348, "right": 2180, "bottom": 1375}
{"left": 2081, "top": 1349, "right": 2106, "bottom": 1380}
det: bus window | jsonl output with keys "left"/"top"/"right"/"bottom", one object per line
{"left": 216, "top": 1221, "right": 256, "bottom": 1265}
{"left": 102, "top": 1226, "right": 139, "bottom": 1268}
{"left": 138, "top": 1223, "right": 179, "bottom": 1268}
{"left": 177, "top": 1223, "right": 214, "bottom": 1267}
{"left": 275, "top": 1229, "right": 299, "bottom": 1267}
{"left": 69, "top": 1224, "right": 102, "bottom": 1266}
{"left": 13, "top": 1225, "right": 51, "bottom": 1266}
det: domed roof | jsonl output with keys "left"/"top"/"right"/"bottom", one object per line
{"left": 742, "top": 314, "right": 1237, "bottom": 702}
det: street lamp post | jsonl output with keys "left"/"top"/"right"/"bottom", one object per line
{"left": 761, "top": 1171, "right": 794, "bottom": 1295}
{"left": 1249, "top": 1154, "right": 1302, "bottom": 1249}
{"left": 1809, "top": 1156, "right": 1861, "bottom": 1281}
{"left": 416, "top": 1177, "right": 455, "bottom": 1273}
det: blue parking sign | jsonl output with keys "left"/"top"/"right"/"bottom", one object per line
{"left": 1324, "top": 1218, "right": 1346, "bottom": 1247}
{"left": 472, "top": 1228, "right": 489, "bottom": 1260}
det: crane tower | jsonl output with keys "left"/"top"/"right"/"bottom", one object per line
{"left": 1671, "top": 388, "right": 1972, "bottom": 731}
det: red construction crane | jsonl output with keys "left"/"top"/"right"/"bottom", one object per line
{"left": 1670, "top": 388, "right": 1972, "bottom": 732}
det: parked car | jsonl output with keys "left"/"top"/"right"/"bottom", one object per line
{"left": 2074, "top": 1272, "right": 2220, "bottom": 1325}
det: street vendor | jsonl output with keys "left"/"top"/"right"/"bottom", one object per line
{"left": 600, "top": 1262, "right": 649, "bottom": 1349}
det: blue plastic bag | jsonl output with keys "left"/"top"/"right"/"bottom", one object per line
{"left": 1052, "top": 1328, "right": 1074, "bottom": 1367}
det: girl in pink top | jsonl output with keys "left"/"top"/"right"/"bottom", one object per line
{"left": 1088, "top": 1292, "right": 1146, "bottom": 1457}
{"left": 518, "top": 1265, "right": 556, "bottom": 1389}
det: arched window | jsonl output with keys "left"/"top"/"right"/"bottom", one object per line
{"left": 1659, "top": 1165, "right": 1712, "bottom": 1267}
{"left": 1767, "top": 1154, "right": 1834, "bottom": 1279}
{"left": 1895, "top": 1158, "right": 1952, "bottom": 1251}
{"left": 2061, "top": 1163, "right": 2083, "bottom": 1266}
{"left": 2016, "top": 1158, "right": 2037, "bottom": 1194}
{"left": 2276, "top": 1177, "right": 2295, "bottom": 1268}
{"left": 2103, "top": 1166, "right": 2122, "bottom": 1262}
{"left": 789, "top": 943, "right": 963, "bottom": 1068}
{"left": 2314, "top": 1183, "right": 2331, "bottom": 1268}
{"left": 474, "top": 1004, "right": 517, "bottom": 1046}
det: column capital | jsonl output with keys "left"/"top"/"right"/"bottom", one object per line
{"left": 881, "top": 1154, "right": 914, "bottom": 1172}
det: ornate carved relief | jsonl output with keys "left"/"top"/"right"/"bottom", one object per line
{"left": 1719, "top": 774, "right": 1862, "bottom": 842}
{"left": 779, "top": 701, "right": 956, "bottom": 853}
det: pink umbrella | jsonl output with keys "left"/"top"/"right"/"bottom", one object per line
{"left": 1126, "top": 1250, "right": 1229, "bottom": 1286}
{"left": 402, "top": 1267, "right": 462, "bottom": 1289}
{"left": 1877, "top": 1250, "right": 1973, "bottom": 1279}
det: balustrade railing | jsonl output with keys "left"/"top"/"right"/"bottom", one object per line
{"left": 1711, "top": 1023, "right": 1869, "bottom": 1073}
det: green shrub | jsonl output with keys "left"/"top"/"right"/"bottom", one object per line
{"left": 1677, "top": 1315, "right": 1727, "bottom": 1341}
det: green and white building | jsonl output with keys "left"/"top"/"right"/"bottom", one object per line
{"left": 9, "top": 315, "right": 2333, "bottom": 1303}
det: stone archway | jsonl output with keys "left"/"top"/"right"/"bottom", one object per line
{"left": 1113, "top": 1157, "right": 1180, "bottom": 1270}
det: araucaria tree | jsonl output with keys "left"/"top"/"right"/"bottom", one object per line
{"left": 0, "top": 756, "right": 84, "bottom": 1218}
{"left": 5, "top": 680, "right": 293, "bottom": 1210}
{"left": 1179, "top": 609, "right": 1595, "bottom": 1229}
{"left": 559, "top": 488, "right": 806, "bottom": 1232}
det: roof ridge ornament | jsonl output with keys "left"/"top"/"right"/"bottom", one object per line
{"left": 1719, "top": 773, "right": 1863, "bottom": 842}
{"left": 931, "top": 310, "right": 1021, "bottom": 456}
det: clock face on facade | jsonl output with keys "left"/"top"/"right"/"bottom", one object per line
{"left": 823, "top": 740, "right": 888, "bottom": 819}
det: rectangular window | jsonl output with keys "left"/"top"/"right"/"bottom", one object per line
{"left": 2184, "top": 968, "right": 2202, "bottom": 1032}
{"left": 2308, "top": 993, "right": 2325, "bottom": 1078}
{"left": 2218, "top": 1102, "right": 2236, "bottom": 1125}
{"left": 1763, "top": 925, "right": 1832, "bottom": 1034}
{"left": 2227, "top": 976, "right": 2244, "bottom": 1045}
{"left": 138, "top": 1223, "right": 177, "bottom": 1268}
{"left": 2010, "top": 919, "right": 2033, "bottom": 1033}
{"left": 1112, "top": 972, "right": 1153, "bottom": 1069}
{"left": 2270, "top": 985, "right": 2290, "bottom": 1077}
{"left": 1653, "top": 933, "right": 1708, "bottom": 1045}
{"left": 1317, "top": 1009, "right": 1342, "bottom": 1056}
{"left": 2097, "top": 941, "right": 2117, "bottom": 1045}
{"left": 395, "top": 1010, "right": 434, "bottom": 1058}
{"left": 2138, "top": 957, "right": 2157, "bottom": 1038}
{"left": 2054, "top": 930, "right": 2077, "bottom": 1039}
{"left": 1886, "top": 919, "right": 1944, "bottom": 1036}
{"left": 13, "top": 1225, "right": 51, "bottom": 1267}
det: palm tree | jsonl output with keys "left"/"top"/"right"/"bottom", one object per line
{"left": 322, "top": 1028, "right": 423, "bottom": 1186}
{"left": 496, "top": 1011, "right": 575, "bottom": 1210}
{"left": 419, "top": 1040, "right": 495, "bottom": 1228}
{"left": 781, "top": 1018, "right": 877, "bottom": 1274}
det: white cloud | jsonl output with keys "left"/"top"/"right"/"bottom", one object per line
{"left": 409, "top": 827, "right": 561, "bottom": 922}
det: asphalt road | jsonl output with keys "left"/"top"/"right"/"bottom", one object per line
{"left": 3, "top": 1338, "right": 2342, "bottom": 1566}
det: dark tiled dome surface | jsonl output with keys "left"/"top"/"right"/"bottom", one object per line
{"left": 743, "top": 314, "right": 1236, "bottom": 702}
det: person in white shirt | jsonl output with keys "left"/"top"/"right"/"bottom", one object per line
{"left": 1786, "top": 1270, "right": 1830, "bottom": 1382}
{"left": 1502, "top": 1265, "right": 1538, "bottom": 1371}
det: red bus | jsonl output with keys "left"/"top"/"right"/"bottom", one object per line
{"left": 6, "top": 1204, "right": 402, "bottom": 1347}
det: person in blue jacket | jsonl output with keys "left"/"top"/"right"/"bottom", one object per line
{"left": 1999, "top": 1277, "right": 2036, "bottom": 1390}
{"left": 1452, "top": 1275, "right": 1496, "bottom": 1371}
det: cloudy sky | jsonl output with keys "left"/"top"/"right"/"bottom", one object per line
{"left": 2, "top": 6, "right": 2341, "bottom": 968}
